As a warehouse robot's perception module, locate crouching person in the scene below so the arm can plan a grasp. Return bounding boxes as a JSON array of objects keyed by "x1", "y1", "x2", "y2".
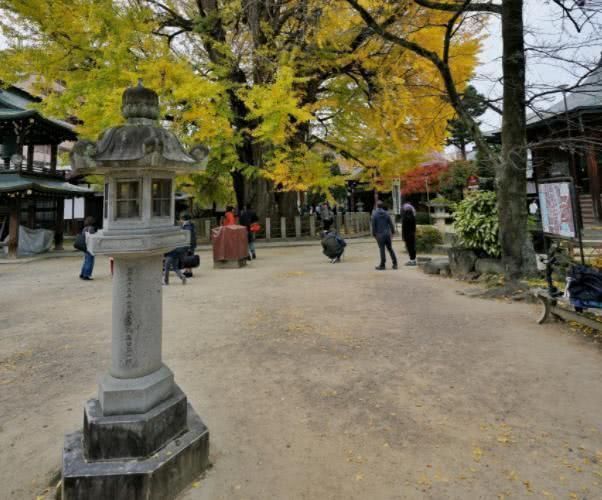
[{"x1": 321, "y1": 229, "x2": 346, "y2": 263}]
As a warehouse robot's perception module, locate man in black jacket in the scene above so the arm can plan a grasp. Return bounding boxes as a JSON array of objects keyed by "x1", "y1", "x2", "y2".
[{"x1": 371, "y1": 201, "x2": 398, "y2": 270}]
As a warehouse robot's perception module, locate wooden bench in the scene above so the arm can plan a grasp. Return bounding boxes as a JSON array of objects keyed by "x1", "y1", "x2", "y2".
[{"x1": 533, "y1": 287, "x2": 602, "y2": 330}]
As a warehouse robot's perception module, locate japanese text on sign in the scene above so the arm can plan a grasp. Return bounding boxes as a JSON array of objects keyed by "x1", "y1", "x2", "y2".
[{"x1": 538, "y1": 182, "x2": 576, "y2": 239}]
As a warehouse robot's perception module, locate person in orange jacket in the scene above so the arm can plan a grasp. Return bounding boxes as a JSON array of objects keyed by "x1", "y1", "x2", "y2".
[{"x1": 223, "y1": 206, "x2": 236, "y2": 226}]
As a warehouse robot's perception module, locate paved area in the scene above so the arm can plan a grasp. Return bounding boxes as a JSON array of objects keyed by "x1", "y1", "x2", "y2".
[{"x1": 0, "y1": 242, "x2": 601, "y2": 499}]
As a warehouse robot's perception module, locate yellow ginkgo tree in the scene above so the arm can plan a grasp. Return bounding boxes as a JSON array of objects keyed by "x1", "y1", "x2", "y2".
[{"x1": 0, "y1": 0, "x2": 482, "y2": 216}]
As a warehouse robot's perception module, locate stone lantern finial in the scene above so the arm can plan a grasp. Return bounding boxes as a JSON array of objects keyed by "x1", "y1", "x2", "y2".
[{"x1": 121, "y1": 79, "x2": 160, "y2": 121}]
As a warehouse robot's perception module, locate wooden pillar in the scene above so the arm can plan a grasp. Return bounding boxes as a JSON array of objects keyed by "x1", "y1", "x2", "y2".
[
  {"x1": 8, "y1": 198, "x2": 20, "y2": 258},
  {"x1": 27, "y1": 199, "x2": 35, "y2": 228},
  {"x1": 586, "y1": 146, "x2": 601, "y2": 221},
  {"x1": 50, "y1": 144, "x2": 58, "y2": 173},
  {"x1": 55, "y1": 198, "x2": 65, "y2": 250},
  {"x1": 26, "y1": 145, "x2": 34, "y2": 171}
]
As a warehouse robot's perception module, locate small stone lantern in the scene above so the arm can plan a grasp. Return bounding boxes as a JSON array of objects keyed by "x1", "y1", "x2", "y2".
[
  {"x1": 428, "y1": 197, "x2": 451, "y2": 232},
  {"x1": 65, "y1": 82, "x2": 210, "y2": 500}
]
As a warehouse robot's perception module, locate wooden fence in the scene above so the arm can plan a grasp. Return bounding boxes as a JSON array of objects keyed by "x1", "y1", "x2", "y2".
[{"x1": 193, "y1": 212, "x2": 373, "y2": 242}]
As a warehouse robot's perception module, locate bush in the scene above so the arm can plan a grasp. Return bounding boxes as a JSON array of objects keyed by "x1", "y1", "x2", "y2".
[
  {"x1": 453, "y1": 190, "x2": 501, "y2": 257},
  {"x1": 415, "y1": 211, "x2": 432, "y2": 225},
  {"x1": 415, "y1": 225, "x2": 443, "y2": 253}
]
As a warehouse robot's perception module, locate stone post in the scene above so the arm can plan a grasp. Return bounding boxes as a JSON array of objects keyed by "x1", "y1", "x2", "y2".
[
  {"x1": 281, "y1": 217, "x2": 286, "y2": 239},
  {"x1": 355, "y1": 213, "x2": 360, "y2": 234},
  {"x1": 295, "y1": 216, "x2": 301, "y2": 239},
  {"x1": 204, "y1": 219, "x2": 211, "y2": 242},
  {"x1": 336, "y1": 212, "x2": 342, "y2": 233},
  {"x1": 309, "y1": 214, "x2": 316, "y2": 237},
  {"x1": 265, "y1": 217, "x2": 271, "y2": 240}
]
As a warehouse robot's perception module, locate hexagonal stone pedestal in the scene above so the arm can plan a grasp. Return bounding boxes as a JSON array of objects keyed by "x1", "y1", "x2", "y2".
[{"x1": 63, "y1": 402, "x2": 209, "y2": 500}]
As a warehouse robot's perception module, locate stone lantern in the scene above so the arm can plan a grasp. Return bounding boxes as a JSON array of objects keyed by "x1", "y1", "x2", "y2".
[
  {"x1": 64, "y1": 82, "x2": 210, "y2": 500},
  {"x1": 428, "y1": 198, "x2": 451, "y2": 232}
]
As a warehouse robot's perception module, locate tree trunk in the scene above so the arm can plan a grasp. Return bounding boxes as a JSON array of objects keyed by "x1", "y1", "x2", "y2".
[
  {"x1": 498, "y1": 0, "x2": 534, "y2": 278},
  {"x1": 245, "y1": 177, "x2": 275, "y2": 219}
]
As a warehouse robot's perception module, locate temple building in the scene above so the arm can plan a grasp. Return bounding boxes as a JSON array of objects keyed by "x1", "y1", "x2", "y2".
[
  {"x1": 0, "y1": 85, "x2": 92, "y2": 257},
  {"x1": 526, "y1": 57, "x2": 602, "y2": 226}
]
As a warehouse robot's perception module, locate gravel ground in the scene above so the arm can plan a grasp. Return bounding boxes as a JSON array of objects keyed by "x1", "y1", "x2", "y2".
[{"x1": 0, "y1": 241, "x2": 601, "y2": 500}]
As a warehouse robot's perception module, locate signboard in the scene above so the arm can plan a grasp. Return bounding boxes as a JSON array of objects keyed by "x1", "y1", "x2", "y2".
[{"x1": 538, "y1": 181, "x2": 576, "y2": 239}]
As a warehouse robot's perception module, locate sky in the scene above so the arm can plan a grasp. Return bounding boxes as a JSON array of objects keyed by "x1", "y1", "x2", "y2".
[{"x1": 474, "y1": 0, "x2": 602, "y2": 132}]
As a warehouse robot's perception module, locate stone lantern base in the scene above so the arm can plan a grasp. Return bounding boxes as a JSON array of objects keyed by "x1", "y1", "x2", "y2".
[{"x1": 62, "y1": 387, "x2": 209, "y2": 500}]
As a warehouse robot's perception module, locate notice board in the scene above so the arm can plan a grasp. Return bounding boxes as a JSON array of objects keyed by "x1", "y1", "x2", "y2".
[{"x1": 538, "y1": 181, "x2": 576, "y2": 239}]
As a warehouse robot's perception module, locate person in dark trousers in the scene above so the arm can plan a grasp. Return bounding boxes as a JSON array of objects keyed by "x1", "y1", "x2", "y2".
[
  {"x1": 80, "y1": 216, "x2": 96, "y2": 280},
  {"x1": 402, "y1": 203, "x2": 417, "y2": 266},
  {"x1": 321, "y1": 229, "x2": 346, "y2": 263},
  {"x1": 371, "y1": 201, "x2": 398, "y2": 270},
  {"x1": 163, "y1": 247, "x2": 187, "y2": 285},
  {"x1": 239, "y1": 204, "x2": 259, "y2": 260},
  {"x1": 181, "y1": 214, "x2": 197, "y2": 277}
]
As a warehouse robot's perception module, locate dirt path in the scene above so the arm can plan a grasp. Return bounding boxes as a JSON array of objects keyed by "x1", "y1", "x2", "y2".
[{"x1": 0, "y1": 243, "x2": 600, "y2": 499}]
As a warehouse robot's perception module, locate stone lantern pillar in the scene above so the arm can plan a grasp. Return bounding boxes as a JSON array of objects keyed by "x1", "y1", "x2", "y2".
[{"x1": 64, "y1": 82, "x2": 210, "y2": 500}]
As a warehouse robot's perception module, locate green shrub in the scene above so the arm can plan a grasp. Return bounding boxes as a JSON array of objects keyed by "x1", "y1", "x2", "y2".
[
  {"x1": 453, "y1": 190, "x2": 500, "y2": 257},
  {"x1": 415, "y1": 212, "x2": 432, "y2": 225},
  {"x1": 415, "y1": 225, "x2": 443, "y2": 253}
]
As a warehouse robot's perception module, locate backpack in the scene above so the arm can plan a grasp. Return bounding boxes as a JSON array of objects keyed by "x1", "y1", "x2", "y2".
[{"x1": 73, "y1": 232, "x2": 86, "y2": 252}]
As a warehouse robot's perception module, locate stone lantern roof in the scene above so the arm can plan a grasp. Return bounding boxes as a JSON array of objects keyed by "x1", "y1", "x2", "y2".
[{"x1": 71, "y1": 81, "x2": 208, "y2": 174}]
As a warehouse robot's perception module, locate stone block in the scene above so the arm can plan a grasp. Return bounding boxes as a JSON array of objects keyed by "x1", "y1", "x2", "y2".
[
  {"x1": 63, "y1": 404, "x2": 210, "y2": 500},
  {"x1": 475, "y1": 258, "x2": 505, "y2": 275},
  {"x1": 448, "y1": 247, "x2": 477, "y2": 277},
  {"x1": 84, "y1": 385, "x2": 188, "y2": 460},
  {"x1": 99, "y1": 364, "x2": 174, "y2": 416},
  {"x1": 422, "y1": 258, "x2": 450, "y2": 275}
]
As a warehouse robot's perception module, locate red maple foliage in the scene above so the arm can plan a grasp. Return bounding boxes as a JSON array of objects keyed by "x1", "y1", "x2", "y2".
[{"x1": 400, "y1": 161, "x2": 449, "y2": 195}]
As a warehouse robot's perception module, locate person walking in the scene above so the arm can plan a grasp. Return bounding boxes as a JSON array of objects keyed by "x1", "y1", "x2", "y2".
[
  {"x1": 371, "y1": 201, "x2": 398, "y2": 270},
  {"x1": 181, "y1": 213, "x2": 197, "y2": 278},
  {"x1": 163, "y1": 246, "x2": 187, "y2": 285},
  {"x1": 402, "y1": 203, "x2": 417, "y2": 266},
  {"x1": 239, "y1": 204, "x2": 259, "y2": 260},
  {"x1": 79, "y1": 216, "x2": 96, "y2": 280}
]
